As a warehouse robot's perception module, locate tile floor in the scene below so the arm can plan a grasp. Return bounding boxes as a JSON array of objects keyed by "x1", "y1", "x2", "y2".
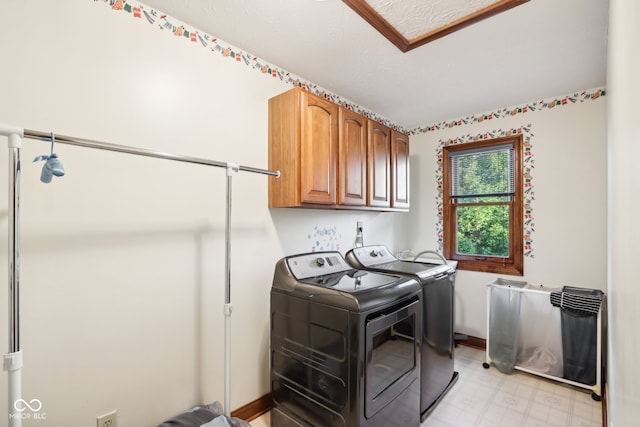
[{"x1": 249, "y1": 345, "x2": 602, "y2": 427}]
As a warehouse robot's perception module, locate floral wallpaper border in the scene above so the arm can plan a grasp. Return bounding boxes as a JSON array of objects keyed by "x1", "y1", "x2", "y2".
[
  {"x1": 96, "y1": 1, "x2": 605, "y2": 138},
  {"x1": 414, "y1": 88, "x2": 605, "y2": 135},
  {"x1": 436, "y1": 125, "x2": 535, "y2": 258},
  {"x1": 95, "y1": 0, "x2": 404, "y2": 132}
]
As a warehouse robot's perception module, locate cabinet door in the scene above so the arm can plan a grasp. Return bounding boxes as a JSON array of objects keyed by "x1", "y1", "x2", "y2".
[
  {"x1": 391, "y1": 130, "x2": 410, "y2": 209},
  {"x1": 338, "y1": 108, "x2": 367, "y2": 206},
  {"x1": 300, "y1": 92, "x2": 338, "y2": 204},
  {"x1": 367, "y1": 120, "x2": 391, "y2": 208}
]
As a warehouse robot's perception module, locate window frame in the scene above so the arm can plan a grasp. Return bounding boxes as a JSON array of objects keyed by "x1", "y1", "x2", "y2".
[{"x1": 442, "y1": 135, "x2": 524, "y2": 276}]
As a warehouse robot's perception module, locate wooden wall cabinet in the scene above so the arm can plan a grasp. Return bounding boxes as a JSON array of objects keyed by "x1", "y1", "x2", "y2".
[
  {"x1": 367, "y1": 120, "x2": 392, "y2": 208},
  {"x1": 391, "y1": 130, "x2": 410, "y2": 209},
  {"x1": 268, "y1": 88, "x2": 409, "y2": 212},
  {"x1": 338, "y1": 108, "x2": 367, "y2": 206},
  {"x1": 268, "y1": 88, "x2": 338, "y2": 207}
]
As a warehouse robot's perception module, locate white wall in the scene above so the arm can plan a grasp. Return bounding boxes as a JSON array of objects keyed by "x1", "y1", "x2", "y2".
[
  {"x1": 408, "y1": 93, "x2": 607, "y2": 338},
  {"x1": 0, "y1": 1, "x2": 408, "y2": 426},
  {"x1": 607, "y1": 0, "x2": 640, "y2": 425}
]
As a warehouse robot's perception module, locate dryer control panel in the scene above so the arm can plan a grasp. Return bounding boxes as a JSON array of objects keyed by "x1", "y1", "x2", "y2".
[{"x1": 286, "y1": 251, "x2": 351, "y2": 280}]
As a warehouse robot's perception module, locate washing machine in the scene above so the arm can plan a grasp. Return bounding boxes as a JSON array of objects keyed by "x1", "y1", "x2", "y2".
[
  {"x1": 270, "y1": 251, "x2": 422, "y2": 427},
  {"x1": 345, "y1": 245, "x2": 458, "y2": 421}
]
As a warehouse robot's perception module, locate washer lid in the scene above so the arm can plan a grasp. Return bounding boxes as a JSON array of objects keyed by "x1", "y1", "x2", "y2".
[
  {"x1": 298, "y1": 269, "x2": 399, "y2": 293},
  {"x1": 346, "y1": 245, "x2": 453, "y2": 282},
  {"x1": 374, "y1": 260, "x2": 452, "y2": 281}
]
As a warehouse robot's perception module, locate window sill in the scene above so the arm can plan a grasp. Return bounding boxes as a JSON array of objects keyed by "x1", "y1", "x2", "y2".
[{"x1": 454, "y1": 259, "x2": 523, "y2": 276}]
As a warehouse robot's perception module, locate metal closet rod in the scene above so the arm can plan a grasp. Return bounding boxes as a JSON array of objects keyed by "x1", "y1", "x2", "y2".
[
  {"x1": 24, "y1": 128, "x2": 280, "y2": 177},
  {"x1": 2, "y1": 125, "x2": 277, "y2": 424}
]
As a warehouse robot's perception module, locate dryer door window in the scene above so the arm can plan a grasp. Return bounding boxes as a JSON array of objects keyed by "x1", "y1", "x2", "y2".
[{"x1": 365, "y1": 297, "x2": 420, "y2": 418}]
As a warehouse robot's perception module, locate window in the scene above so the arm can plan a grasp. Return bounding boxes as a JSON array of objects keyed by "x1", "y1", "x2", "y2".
[{"x1": 443, "y1": 136, "x2": 523, "y2": 275}]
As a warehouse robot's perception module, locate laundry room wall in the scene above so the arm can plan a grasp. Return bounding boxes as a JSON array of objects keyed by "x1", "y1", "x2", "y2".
[
  {"x1": 607, "y1": 0, "x2": 640, "y2": 424},
  {"x1": 408, "y1": 91, "x2": 607, "y2": 339},
  {"x1": 0, "y1": 1, "x2": 408, "y2": 426}
]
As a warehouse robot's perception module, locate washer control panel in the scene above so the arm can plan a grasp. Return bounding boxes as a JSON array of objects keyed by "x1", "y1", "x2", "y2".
[
  {"x1": 348, "y1": 245, "x2": 397, "y2": 266},
  {"x1": 286, "y1": 251, "x2": 351, "y2": 280}
]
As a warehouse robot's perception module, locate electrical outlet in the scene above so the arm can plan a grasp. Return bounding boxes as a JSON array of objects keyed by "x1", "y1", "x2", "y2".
[
  {"x1": 97, "y1": 410, "x2": 117, "y2": 427},
  {"x1": 355, "y1": 221, "x2": 364, "y2": 247}
]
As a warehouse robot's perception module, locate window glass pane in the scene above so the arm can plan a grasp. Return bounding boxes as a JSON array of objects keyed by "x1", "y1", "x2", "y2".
[
  {"x1": 457, "y1": 195, "x2": 511, "y2": 204},
  {"x1": 456, "y1": 205, "x2": 510, "y2": 256},
  {"x1": 452, "y1": 147, "x2": 513, "y2": 197}
]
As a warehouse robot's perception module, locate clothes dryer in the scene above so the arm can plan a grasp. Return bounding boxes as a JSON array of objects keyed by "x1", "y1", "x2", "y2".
[
  {"x1": 271, "y1": 251, "x2": 422, "y2": 427},
  {"x1": 345, "y1": 245, "x2": 458, "y2": 420}
]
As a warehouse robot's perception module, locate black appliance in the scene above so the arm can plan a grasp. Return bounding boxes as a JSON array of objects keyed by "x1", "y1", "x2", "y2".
[
  {"x1": 270, "y1": 251, "x2": 422, "y2": 427},
  {"x1": 345, "y1": 245, "x2": 458, "y2": 421}
]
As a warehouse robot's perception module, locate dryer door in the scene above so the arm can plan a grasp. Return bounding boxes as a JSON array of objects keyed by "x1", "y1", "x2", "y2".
[{"x1": 365, "y1": 297, "x2": 420, "y2": 418}]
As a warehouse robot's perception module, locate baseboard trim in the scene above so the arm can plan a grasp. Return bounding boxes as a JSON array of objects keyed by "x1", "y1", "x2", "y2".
[
  {"x1": 231, "y1": 393, "x2": 272, "y2": 422},
  {"x1": 456, "y1": 333, "x2": 486, "y2": 350}
]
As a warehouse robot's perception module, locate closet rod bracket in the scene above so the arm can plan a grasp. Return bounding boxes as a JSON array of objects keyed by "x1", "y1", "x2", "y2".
[
  {"x1": 0, "y1": 124, "x2": 24, "y2": 140},
  {"x1": 226, "y1": 162, "x2": 240, "y2": 176}
]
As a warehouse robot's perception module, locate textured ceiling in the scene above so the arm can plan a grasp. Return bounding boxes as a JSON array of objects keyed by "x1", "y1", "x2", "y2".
[
  {"x1": 140, "y1": 0, "x2": 609, "y2": 129},
  {"x1": 366, "y1": 0, "x2": 502, "y2": 39}
]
